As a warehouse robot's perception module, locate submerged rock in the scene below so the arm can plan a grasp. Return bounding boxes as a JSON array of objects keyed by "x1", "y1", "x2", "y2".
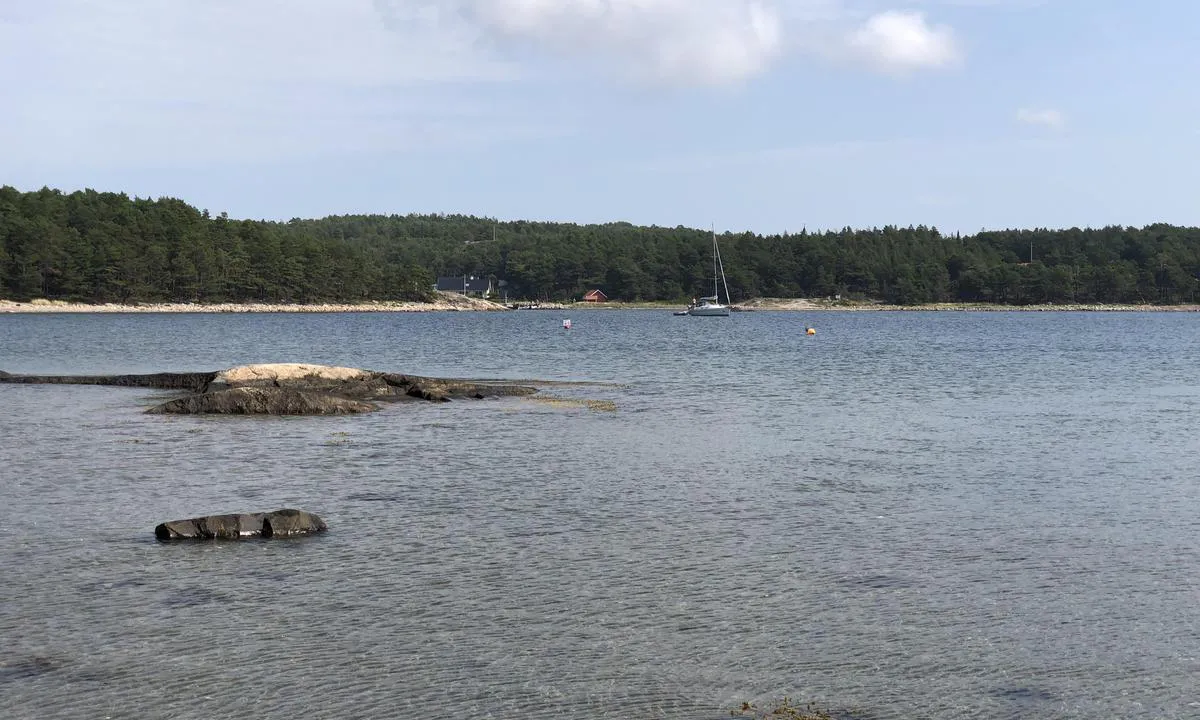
[
  {"x1": 154, "y1": 508, "x2": 327, "y2": 541},
  {"x1": 0, "y1": 655, "x2": 63, "y2": 680},
  {"x1": 0, "y1": 370, "x2": 216, "y2": 391},
  {"x1": 380, "y1": 374, "x2": 539, "y2": 401}
]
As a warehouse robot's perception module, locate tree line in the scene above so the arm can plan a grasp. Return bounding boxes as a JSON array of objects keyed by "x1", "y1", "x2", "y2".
[{"x1": 3, "y1": 185, "x2": 1199, "y2": 305}]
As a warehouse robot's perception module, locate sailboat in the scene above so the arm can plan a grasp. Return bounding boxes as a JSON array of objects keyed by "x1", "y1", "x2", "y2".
[{"x1": 686, "y1": 227, "x2": 731, "y2": 317}]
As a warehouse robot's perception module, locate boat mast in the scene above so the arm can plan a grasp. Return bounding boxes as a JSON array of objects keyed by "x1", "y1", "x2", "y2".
[
  {"x1": 711, "y1": 225, "x2": 730, "y2": 305},
  {"x1": 716, "y1": 236, "x2": 731, "y2": 305},
  {"x1": 711, "y1": 226, "x2": 719, "y2": 299}
]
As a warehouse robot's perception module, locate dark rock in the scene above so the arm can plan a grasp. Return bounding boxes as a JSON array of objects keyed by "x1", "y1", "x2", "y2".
[
  {"x1": 155, "y1": 512, "x2": 265, "y2": 540},
  {"x1": 146, "y1": 387, "x2": 379, "y2": 415},
  {"x1": 4, "y1": 364, "x2": 539, "y2": 416},
  {"x1": 380, "y1": 373, "x2": 537, "y2": 401},
  {"x1": 405, "y1": 383, "x2": 450, "y2": 402},
  {"x1": 0, "y1": 371, "x2": 217, "y2": 391},
  {"x1": 207, "y1": 371, "x2": 398, "y2": 400},
  {"x1": 154, "y1": 508, "x2": 327, "y2": 542},
  {"x1": 262, "y1": 508, "x2": 328, "y2": 538},
  {"x1": 443, "y1": 381, "x2": 538, "y2": 398}
]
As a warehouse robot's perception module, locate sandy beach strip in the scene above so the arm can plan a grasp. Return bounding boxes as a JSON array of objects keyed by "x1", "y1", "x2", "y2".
[
  {"x1": 791, "y1": 301, "x2": 1200, "y2": 312},
  {"x1": 3, "y1": 297, "x2": 1197, "y2": 313},
  {"x1": 0, "y1": 295, "x2": 512, "y2": 313},
  {"x1": 738, "y1": 298, "x2": 1200, "y2": 312},
  {"x1": 574, "y1": 298, "x2": 1200, "y2": 312}
]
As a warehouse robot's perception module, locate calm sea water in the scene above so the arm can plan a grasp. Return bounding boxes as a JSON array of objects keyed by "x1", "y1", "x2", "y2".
[{"x1": 1, "y1": 310, "x2": 1198, "y2": 720}]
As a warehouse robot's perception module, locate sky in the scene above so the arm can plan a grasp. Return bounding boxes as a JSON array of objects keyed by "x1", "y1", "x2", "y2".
[{"x1": 1, "y1": 0, "x2": 1197, "y2": 235}]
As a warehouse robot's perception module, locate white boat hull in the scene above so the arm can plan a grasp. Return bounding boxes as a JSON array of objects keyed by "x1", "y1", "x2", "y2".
[{"x1": 686, "y1": 304, "x2": 729, "y2": 317}]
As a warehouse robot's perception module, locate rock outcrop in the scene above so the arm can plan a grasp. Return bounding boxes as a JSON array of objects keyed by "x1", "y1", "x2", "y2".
[
  {"x1": 154, "y1": 508, "x2": 327, "y2": 541},
  {"x1": 147, "y1": 387, "x2": 380, "y2": 415},
  {"x1": 209, "y1": 363, "x2": 370, "y2": 389},
  {"x1": 0, "y1": 363, "x2": 539, "y2": 415},
  {"x1": 0, "y1": 370, "x2": 216, "y2": 391}
]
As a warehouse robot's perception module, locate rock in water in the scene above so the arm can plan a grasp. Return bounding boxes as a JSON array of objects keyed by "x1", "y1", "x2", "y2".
[
  {"x1": 0, "y1": 370, "x2": 217, "y2": 391},
  {"x1": 208, "y1": 363, "x2": 371, "y2": 390},
  {"x1": 262, "y1": 509, "x2": 328, "y2": 538},
  {"x1": 4, "y1": 363, "x2": 540, "y2": 415},
  {"x1": 155, "y1": 509, "x2": 327, "y2": 542},
  {"x1": 154, "y1": 513, "x2": 264, "y2": 541},
  {"x1": 146, "y1": 387, "x2": 379, "y2": 415}
]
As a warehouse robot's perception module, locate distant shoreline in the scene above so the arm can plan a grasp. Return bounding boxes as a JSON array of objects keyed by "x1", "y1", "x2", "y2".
[
  {"x1": 574, "y1": 299, "x2": 1200, "y2": 312},
  {"x1": 3, "y1": 298, "x2": 1198, "y2": 314},
  {"x1": 0, "y1": 296, "x2": 514, "y2": 314},
  {"x1": 752, "y1": 301, "x2": 1200, "y2": 312}
]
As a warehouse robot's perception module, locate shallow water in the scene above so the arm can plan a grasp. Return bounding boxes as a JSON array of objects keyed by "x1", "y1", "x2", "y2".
[{"x1": 1, "y1": 310, "x2": 1198, "y2": 719}]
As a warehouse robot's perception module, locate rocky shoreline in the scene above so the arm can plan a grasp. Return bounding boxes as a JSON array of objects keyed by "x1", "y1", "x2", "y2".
[
  {"x1": 4, "y1": 296, "x2": 1198, "y2": 313},
  {"x1": 0, "y1": 292, "x2": 510, "y2": 313},
  {"x1": 741, "y1": 299, "x2": 1200, "y2": 312}
]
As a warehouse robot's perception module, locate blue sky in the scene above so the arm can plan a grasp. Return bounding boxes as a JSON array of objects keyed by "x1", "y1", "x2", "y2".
[{"x1": 1, "y1": 0, "x2": 1196, "y2": 235}]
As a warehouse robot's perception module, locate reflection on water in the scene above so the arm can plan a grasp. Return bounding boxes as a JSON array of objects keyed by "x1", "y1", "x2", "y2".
[{"x1": 1, "y1": 311, "x2": 1199, "y2": 719}]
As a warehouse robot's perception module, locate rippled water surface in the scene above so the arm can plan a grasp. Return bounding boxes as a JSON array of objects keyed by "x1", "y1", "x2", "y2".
[{"x1": 2, "y1": 310, "x2": 1199, "y2": 719}]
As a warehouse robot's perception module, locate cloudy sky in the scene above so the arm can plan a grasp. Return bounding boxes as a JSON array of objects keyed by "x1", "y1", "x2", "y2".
[{"x1": 1, "y1": 0, "x2": 1196, "y2": 234}]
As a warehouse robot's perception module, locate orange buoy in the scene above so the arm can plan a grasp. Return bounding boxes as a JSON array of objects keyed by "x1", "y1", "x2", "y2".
[{"x1": 806, "y1": 327, "x2": 816, "y2": 335}]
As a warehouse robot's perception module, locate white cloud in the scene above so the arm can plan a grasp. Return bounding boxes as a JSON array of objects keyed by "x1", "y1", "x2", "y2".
[
  {"x1": 1016, "y1": 107, "x2": 1066, "y2": 129},
  {"x1": 379, "y1": 0, "x2": 784, "y2": 86},
  {"x1": 844, "y1": 10, "x2": 960, "y2": 73},
  {"x1": 0, "y1": 0, "x2": 974, "y2": 175},
  {"x1": 0, "y1": 0, "x2": 525, "y2": 169},
  {"x1": 380, "y1": 2, "x2": 975, "y2": 84}
]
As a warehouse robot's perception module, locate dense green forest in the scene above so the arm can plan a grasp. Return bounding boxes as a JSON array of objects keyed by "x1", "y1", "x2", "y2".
[{"x1": 2, "y1": 185, "x2": 1199, "y2": 305}]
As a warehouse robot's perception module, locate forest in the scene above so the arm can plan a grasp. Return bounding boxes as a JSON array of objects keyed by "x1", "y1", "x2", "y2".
[{"x1": 2, "y1": 185, "x2": 1199, "y2": 305}]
